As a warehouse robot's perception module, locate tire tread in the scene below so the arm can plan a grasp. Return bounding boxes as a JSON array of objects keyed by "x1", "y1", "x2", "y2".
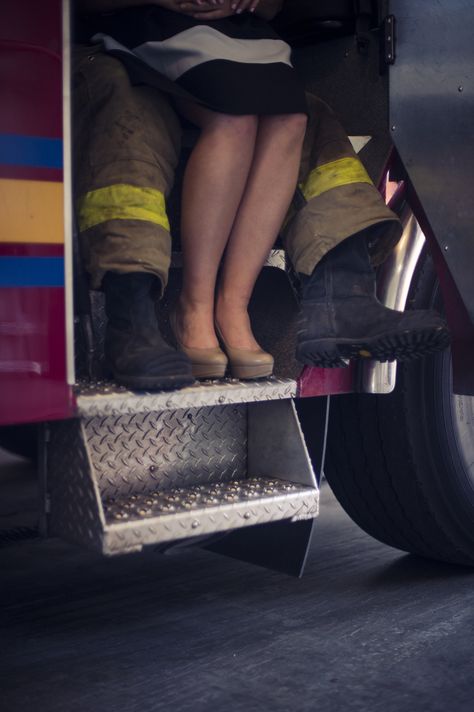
[{"x1": 324, "y1": 252, "x2": 474, "y2": 565}]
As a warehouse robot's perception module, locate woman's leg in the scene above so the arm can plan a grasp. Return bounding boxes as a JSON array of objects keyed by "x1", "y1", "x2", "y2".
[
  {"x1": 176, "y1": 101, "x2": 258, "y2": 348},
  {"x1": 215, "y1": 113, "x2": 307, "y2": 350}
]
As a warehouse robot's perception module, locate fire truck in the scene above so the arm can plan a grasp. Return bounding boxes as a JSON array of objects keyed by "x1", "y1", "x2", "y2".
[{"x1": 1, "y1": 0, "x2": 473, "y2": 574}]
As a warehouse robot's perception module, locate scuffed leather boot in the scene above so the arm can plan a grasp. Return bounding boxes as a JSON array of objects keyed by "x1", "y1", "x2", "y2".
[
  {"x1": 297, "y1": 232, "x2": 450, "y2": 368},
  {"x1": 103, "y1": 272, "x2": 194, "y2": 389}
]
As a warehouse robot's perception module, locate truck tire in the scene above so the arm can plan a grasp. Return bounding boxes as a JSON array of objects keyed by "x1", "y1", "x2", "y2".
[{"x1": 324, "y1": 249, "x2": 474, "y2": 565}]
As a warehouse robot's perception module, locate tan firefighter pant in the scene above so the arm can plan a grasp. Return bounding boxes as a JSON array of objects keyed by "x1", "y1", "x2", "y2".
[{"x1": 73, "y1": 44, "x2": 401, "y2": 290}]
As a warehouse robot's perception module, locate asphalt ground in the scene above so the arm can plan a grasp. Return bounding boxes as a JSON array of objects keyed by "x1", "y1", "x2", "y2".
[{"x1": 0, "y1": 449, "x2": 473, "y2": 712}]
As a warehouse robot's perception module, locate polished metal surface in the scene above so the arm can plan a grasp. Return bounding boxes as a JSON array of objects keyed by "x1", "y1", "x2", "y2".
[
  {"x1": 361, "y1": 201, "x2": 426, "y2": 394},
  {"x1": 390, "y1": 0, "x2": 474, "y2": 324},
  {"x1": 102, "y1": 478, "x2": 318, "y2": 555},
  {"x1": 84, "y1": 405, "x2": 248, "y2": 500},
  {"x1": 103, "y1": 477, "x2": 314, "y2": 522},
  {"x1": 48, "y1": 419, "x2": 106, "y2": 549},
  {"x1": 48, "y1": 395, "x2": 319, "y2": 556},
  {"x1": 248, "y1": 399, "x2": 317, "y2": 488},
  {"x1": 76, "y1": 377, "x2": 298, "y2": 417}
]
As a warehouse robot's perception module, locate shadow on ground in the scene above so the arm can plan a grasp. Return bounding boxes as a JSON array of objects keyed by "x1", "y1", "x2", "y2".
[{"x1": 0, "y1": 452, "x2": 473, "y2": 712}]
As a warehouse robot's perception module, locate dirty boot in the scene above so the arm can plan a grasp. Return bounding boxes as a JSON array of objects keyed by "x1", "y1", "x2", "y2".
[
  {"x1": 103, "y1": 272, "x2": 194, "y2": 389},
  {"x1": 296, "y1": 231, "x2": 450, "y2": 368}
]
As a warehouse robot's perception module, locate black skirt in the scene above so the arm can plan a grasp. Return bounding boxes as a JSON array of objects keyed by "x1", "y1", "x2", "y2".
[{"x1": 88, "y1": 7, "x2": 308, "y2": 115}]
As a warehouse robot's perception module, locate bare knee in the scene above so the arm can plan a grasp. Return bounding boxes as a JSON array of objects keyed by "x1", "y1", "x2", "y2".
[
  {"x1": 205, "y1": 113, "x2": 259, "y2": 143},
  {"x1": 287, "y1": 112, "x2": 309, "y2": 137},
  {"x1": 263, "y1": 113, "x2": 308, "y2": 143}
]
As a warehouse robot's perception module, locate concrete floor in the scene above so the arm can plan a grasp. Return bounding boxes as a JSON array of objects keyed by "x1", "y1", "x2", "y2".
[{"x1": 0, "y1": 449, "x2": 473, "y2": 712}]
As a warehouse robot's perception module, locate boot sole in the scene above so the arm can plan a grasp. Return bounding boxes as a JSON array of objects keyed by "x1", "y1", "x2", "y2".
[
  {"x1": 113, "y1": 372, "x2": 195, "y2": 391},
  {"x1": 297, "y1": 325, "x2": 451, "y2": 368}
]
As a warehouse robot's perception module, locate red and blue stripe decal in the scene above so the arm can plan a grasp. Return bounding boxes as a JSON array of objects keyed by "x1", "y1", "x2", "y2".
[
  {"x1": 0, "y1": 133, "x2": 63, "y2": 169},
  {"x1": 0, "y1": 131, "x2": 65, "y2": 287},
  {"x1": 0, "y1": 0, "x2": 75, "y2": 426},
  {"x1": 0, "y1": 256, "x2": 64, "y2": 287}
]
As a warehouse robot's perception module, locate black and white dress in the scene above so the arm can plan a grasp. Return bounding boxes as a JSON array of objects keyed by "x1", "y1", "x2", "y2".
[{"x1": 88, "y1": 6, "x2": 307, "y2": 115}]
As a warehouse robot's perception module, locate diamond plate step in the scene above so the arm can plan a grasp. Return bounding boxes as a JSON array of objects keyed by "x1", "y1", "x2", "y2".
[
  {"x1": 102, "y1": 477, "x2": 318, "y2": 555},
  {"x1": 75, "y1": 377, "x2": 298, "y2": 417},
  {"x1": 47, "y1": 398, "x2": 319, "y2": 556}
]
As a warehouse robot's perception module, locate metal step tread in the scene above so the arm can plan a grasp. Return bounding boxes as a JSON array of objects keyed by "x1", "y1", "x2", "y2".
[
  {"x1": 75, "y1": 377, "x2": 298, "y2": 417},
  {"x1": 101, "y1": 476, "x2": 319, "y2": 554},
  {"x1": 104, "y1": 477, "x2": 314, "y2": 523}
]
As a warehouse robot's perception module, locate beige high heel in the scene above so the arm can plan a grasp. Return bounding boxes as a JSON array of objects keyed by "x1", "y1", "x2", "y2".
[
  {"x1": 169, "y1": 309, "x2": 228, "y2": 380},
  {"x1": 215, "y1": 324, "x2": 274, "y2": 380}
]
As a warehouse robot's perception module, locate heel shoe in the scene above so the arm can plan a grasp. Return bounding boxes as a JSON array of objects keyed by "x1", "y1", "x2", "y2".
[
  {"x1": 169, "y1": 309, "x2": 228, "y2": 379},
  {"x1": 215, "y1": 324, "x2": 274, "y2": 380}
]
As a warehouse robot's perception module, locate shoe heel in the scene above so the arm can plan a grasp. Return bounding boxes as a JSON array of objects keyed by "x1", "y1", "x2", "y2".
[
  {"x1": 215, "y1": 324, "x2": 274, "y2": 380},
  {"x1": 229, "y1": 363, "x2": 274, "y2": 380},
  {"x1": 170, "y1": 308, "x2": 228, "y2": 380}
]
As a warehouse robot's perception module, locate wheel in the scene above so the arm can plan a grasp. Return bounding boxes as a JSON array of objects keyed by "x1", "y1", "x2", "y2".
[{"x1": 324, "y1": 248, "x2": 474, "y2": 565}]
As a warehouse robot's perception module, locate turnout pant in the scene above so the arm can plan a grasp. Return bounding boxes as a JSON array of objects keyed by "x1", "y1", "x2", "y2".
[{"x1": 73, "y1": 44, "x2": 401, "y2": 291}]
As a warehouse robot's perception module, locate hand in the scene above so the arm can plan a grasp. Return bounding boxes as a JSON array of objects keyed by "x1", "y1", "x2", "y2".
[
  {"x1": 176, "y1": 0, "x2": 261, "y2": 17},
  {"x1": 230, "y1": 0, "x2": 261, "y2": 14},
  {"x1": 177, "y1": 0, "x2": 225, "y2": 7},
  {"x1": 176, "y1": 0, "x2": 235, "y2": 19}
]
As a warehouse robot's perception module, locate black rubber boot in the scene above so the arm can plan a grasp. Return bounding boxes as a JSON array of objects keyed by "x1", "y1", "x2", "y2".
[
  {"x1": 103, "y1": 272, "x2": 194, "y2": 390},
  {"x1": 297, "y1": 232, "x2": 450, "y2": 367}
]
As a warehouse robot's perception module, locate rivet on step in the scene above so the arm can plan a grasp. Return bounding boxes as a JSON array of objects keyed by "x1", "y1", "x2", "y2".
[
  {"x1": 218, "y1": 396, "x2": 225, "y2": 404},
  {"x1": 191, "y1": 520, "x2": 199, "y2": 529},
  {"x1": 244, "y1": 512, "x2": 251, "y2": 520}
]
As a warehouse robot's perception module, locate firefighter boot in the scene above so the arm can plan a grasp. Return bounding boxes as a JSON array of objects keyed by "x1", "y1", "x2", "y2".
[
  {"x1": 296, "y1": 231, "x2": 450, "y2": 367},
  {"x1": 103, "y1": 272, "x2": 194, "y2": 389}
]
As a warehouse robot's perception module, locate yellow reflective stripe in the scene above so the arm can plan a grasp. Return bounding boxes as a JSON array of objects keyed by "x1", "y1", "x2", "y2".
[
  {"x1": 77, "y1": 184, "x2": 170, "y2": 232},
  {"x1": 302, "y1": 157, "x2": 373, "y2": 201}
]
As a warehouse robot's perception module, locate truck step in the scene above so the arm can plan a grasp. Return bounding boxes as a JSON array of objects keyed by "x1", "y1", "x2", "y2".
[
  {"x1": 46, "y1": 397, "x2": 319, "y2": 556},
  {"x1": 75, "y1": 376, "x2": 297, "y2": 416},
  {"x1": 101, "y1": 477, "x2": 318, "y2": 555}
]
